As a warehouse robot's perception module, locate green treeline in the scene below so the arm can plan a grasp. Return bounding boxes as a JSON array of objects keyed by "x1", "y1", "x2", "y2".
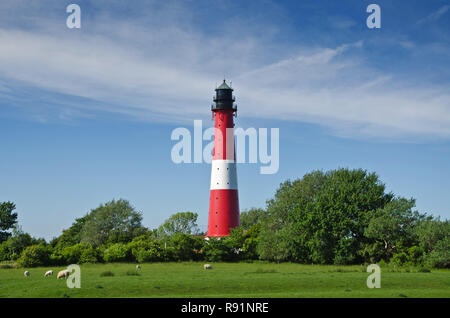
[{"x1": 0, "y1": 168, "x2": 448, "y2": 268}]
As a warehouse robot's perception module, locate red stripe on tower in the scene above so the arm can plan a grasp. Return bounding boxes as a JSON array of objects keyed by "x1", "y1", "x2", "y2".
[{"x1": 207, "y1": 80, "x2": 239, "y2": 237}]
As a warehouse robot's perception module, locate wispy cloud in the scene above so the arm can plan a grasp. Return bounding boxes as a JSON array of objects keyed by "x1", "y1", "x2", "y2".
[
  {"x1": 0, "y1": 1, "x2": 449, "y2": 140},
  {"x1": 417, "y1": 5, "x2": 450, "y2": 24}
]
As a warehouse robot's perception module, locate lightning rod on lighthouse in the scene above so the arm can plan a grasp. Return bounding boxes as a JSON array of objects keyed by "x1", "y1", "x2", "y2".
[{"x1": 206, "y1": 80, "x2": 240, "y2": 237}]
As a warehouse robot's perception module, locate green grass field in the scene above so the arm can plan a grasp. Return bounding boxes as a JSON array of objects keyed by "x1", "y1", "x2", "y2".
[{"x1": 0, "y1": 262, "x2": 449, "y2": 298}]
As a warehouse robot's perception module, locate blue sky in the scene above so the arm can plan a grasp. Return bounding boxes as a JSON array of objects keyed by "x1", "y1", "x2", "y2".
[{"x1": 0, "y1": 0, "x2": 449, "y2": 240}]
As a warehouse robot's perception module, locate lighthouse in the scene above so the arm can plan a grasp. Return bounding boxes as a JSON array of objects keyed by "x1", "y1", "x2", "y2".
[{"x1": 206, "y1": 80, "x2": 239, "y2": 237}]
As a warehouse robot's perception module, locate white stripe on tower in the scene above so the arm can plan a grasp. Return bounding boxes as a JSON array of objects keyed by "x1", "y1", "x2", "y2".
[{"x1": 210, "y1": 159, "x2": 238, "y2": 190}]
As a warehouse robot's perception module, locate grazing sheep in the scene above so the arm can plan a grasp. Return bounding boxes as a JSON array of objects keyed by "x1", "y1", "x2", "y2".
[
  {"x1": 136, "y1": 265, "x2": 141, "y2": 270},
  {"x1": 44, "y1": 270, "x2": 53, "y2": 277},
  {"x1": 24, "y1": 271, "x2": 30, "y2": 277},
  {"x1": 203, "y1": 264, "x2": 212, "y2": 270},
  {"x1": 57, "y1": 269, "x2": 69, "y2": 279}
]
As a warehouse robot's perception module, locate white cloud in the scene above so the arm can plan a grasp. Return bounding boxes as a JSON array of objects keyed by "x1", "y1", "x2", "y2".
[
  {"x1": 0, "y1": 4, "x2": 449, "y2": 140},
  {"x1": 417, "y1": 5, "x2": 450, "y2": 24}
]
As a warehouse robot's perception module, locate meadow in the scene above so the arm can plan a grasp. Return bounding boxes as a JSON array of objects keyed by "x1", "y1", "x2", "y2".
[{"x1": 0, "y1": 262, "x2": 449, "y2": 298}]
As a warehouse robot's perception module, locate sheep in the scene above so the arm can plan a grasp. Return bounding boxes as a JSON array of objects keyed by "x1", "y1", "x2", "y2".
[
  {"x1": 24, "y1": 271, "x2": 30, "y2": 277},
  {"x1": 44, "y1": 270, "x2": 53, "y2": 277},
  {"x1": 203, "y1": 264, "x2": 212, "y2": 270},
  {"x1": 136, "y1": 265, "x2": 141, "y2": 270},
  {"x1": 57, "y1": 269, "x2": 70, "y2": 279}
]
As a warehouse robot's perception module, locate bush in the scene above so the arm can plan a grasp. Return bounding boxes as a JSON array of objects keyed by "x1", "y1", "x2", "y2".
[
  {"x1": 136, "y1": 246, "x2": 163, "y2": 262},
  {"x1": 61, "y1": 243, "x2": 88, "y2": 264},
  {"x1": 390, "y1": 252, "x2": 409, "y2": 267},
  {"x1": 80, "y1": 245, "x2": 101, "y2": 263},
  {"x1": 424, "y1": 237, "x2": 449, "y2": 268},
  {"x1": 17, "y1": 244, "x2": 51, "y2": 267},
  {"x1": 128, "y1": 237, "x2": 165, "y2": 262},
  {"x1": 203, "y1": 237, "x2": 232, "y2": 262},
  {"x1": 103, "y1": 243, "x2": 130, "y2": 262},
  {"x1": 407, "y1": 246, "x2": 424, "y2": 266},
  {"x1": 169, "y1": 233, "x2": 203, "y2": 261},
  {"x1": 378, "y1": 259, "x2": 388, "y2": 267}
]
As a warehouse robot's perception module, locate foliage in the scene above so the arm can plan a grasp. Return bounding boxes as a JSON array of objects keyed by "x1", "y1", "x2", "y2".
[
  {"x1": 80, "y1": 199, "x2": 144, "y2": 246},
  {"x1": 239, "y1": 208, "x2": 267, "y2": 229},
  {"x1": 60, "y1": 243, "x2": 91, "y2": 264},
  {"x1": 169, "y1": 233, "x2": 203, "y2": 261},
  {"x1": 364, "y1": 198, "x2": 426, "y2": 262},
  {"x1": 258, "y1": 169, "x2": 393, "y2": 264},
  {"x1": 17, "y1": 244, "x2": 51, "y2": 267},
  {"x1": 80, "y1": 245, "x2": 101, "y2": 263},
  {"x1": 0, "y1": 226, "x2": 44, "y2": 261},
  {"x1": 0, "y1": 201, "x2": 18, "y2": 243},
  {"x1": 203, "y1": 237, "x2": 233, "y2": 262},
  {"x1": 158, "y1": 212, "x2": 200, "y2": 237},
  {"x1": 53, "y1": 215, "x2": 89, "y2": 249},
  {"x1": 424, "y1": 237, "x2": 450, "y2": 268},
  {"x1": 103, "y1": 243, "x2": 131, "y2": 262}
]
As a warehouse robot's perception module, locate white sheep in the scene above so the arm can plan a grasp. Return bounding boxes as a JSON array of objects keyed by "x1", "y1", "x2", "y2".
[
  {"x1": 203, "y1": 264, "x2": 212, "y2": 270},
  {"x1": 57, "y1": 269, "x2": 69, "y2": 279},
  {"x1": 136, "y1": 265, "x2": 141, "y2": 270},
  {"x1": 44, "y1": 270, "x2": 53, "y2": 277},
  {"x1": 24, "y1": 271, "x2": 30, "y2": 277}
]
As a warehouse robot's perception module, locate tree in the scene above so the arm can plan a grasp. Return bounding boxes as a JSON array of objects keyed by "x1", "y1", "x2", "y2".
[
  {"x1": 240, "y1": 208, "x2": 267, "y2": 229},
  {"x1": 258, "y1": 168, "x2": 394, "y2": 264},
  {"x1": 53, "y1": 215, "x2": 89, "y2": 249},
  {"x1": 158, "y1": 212, "x2": 200, "y2": 237},
  {"x1": 363, "y1": 198, "x2": 425, "y2": 262},
  {"x1": 0, "y1": 201, "x2": 18, "y2": 242},
  {"x1": 80, "y1": 199, "x2": 143, "y2": 246}
]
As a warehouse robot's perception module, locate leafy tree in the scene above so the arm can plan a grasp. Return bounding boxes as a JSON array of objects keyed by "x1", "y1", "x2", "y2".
[
  {"x1": 414, "y1": 218, "x2": 449, "y2": 253},
  {"x1": 158, "y1": 212, "x2": 200, "y2": 237},
  {"x1": 364, "y1": 198, "x2": 425, "y2": 262},
  {"x1": 258, "y1": 169, "x2": 393, "y2": 264},
  {"x1": 0, "y1": 201, "x2": 18, "y2": 242},
  {"x1": 169, "y1": 233, "x2": 203, "y2": 261},
  {"x1": 80, "y1": 199, "x2": 143, "y2": 246},
  {"x1": 425, "y1": 237, "x2": 449, "y2": 268},
  {"x1": 0, "y1": 226, "x2": 43, "y2": 261},
  {"x1": 240, "y1": 208, "x2": 267, "y2": 229},
  {"x1": 53, "y1": 215, "x2": 89, "y2": 249}
]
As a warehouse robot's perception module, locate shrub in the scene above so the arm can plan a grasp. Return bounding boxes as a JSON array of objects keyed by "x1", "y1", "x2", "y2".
[
  {"x1": 169, "y1": 233, "x2": 202, "y2": 261},
  {"x1": 424, "y1": 237, "x2": 449, "y2": 268},
  {"x1": 407, "y1": 246, "x2": 424, "y2": 266},
  {"x1": 17, "y1": 244, "x2": 51, "y2": 267},
  {"x1": 378, "y1": 259, "x2": 388, "y2": 267},
  {"x1": 390, "y1": 252, "x2": 409, "y2": 267},
  {"x1": 203, "y1": 237, "x2": 232, "y2": 262},
  {"x1": 61, "y1": 243, "x2": 88, "y2": 264},
  {"x1": 128, "y1": 237, "x2": 164, "y2": 262},
  {"x1": 103, "y1": 243, "x2": 130, "y2": 262},
  {"x1": 80, "y1": 245, "x2": 101, "y2": 263}
]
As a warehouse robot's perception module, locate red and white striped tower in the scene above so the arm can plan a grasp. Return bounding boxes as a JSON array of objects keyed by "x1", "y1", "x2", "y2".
[{"x1": 207, "y1": 80, "x2": 239, "y2": 237}]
